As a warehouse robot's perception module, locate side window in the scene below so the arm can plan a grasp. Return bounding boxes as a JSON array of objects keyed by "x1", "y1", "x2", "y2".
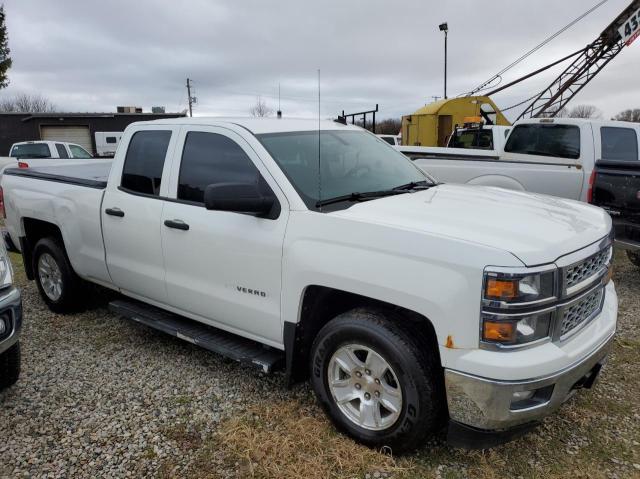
[
  {"x1": 55, "y1": 144, "x2": 69, "y2": 158},
  {"x1": 505, "y1": 124, "x2": 580, "y2": 160},
  {"x1": 178, "y1": 132, "x2": 259, "y2": 204},
  {"x1": 121, "y1": 130, "x2": 172, "y2": 196},
  {"x1": 601, "y1": 127, "x2": 638, "y2": 162},
  {"x1": 69, "y1": 145, "x2": 92, "y2": 159}
]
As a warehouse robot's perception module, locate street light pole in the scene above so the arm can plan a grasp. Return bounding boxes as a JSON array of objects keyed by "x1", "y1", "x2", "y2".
[{"x1": 439, "y1": 23, "x2": 449, "y2": 99}]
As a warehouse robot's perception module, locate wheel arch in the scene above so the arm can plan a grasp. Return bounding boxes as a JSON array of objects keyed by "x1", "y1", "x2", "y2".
[
  {"x1": 284, "y1": 285, "x2": 441, "y2": 385},
  {"x1": 20, "y1": 217, "x2": 65, "y2": 280}
]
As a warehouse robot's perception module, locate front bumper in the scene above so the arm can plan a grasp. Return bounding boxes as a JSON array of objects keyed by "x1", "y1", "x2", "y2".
[
  {"x1": 0, "y1": 287, "x2": 22, "y2": 355},
  {"x1": 445, "y1": 330, "x2": 613, "y2": 446}
]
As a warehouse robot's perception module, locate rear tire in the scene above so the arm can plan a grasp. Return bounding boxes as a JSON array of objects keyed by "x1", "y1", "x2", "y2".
[
  {"x1": 627, "y1": 251, "x2": 640, "y2": 268},
  {"x1": 0, "y1": 342, "x2": 20, "y2": 390},
  {"x1": 32, "y1": 237, "x2": 85, "y2": 313},
  {"x1": 310, "y1": 308, "x2": 445, "y2": 453}
]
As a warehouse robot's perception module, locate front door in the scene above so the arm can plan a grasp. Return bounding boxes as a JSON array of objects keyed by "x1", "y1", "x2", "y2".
[
  {"x1": 102, "y1": 127, "x2": 179, "y2": 303},
  {"x1": 161, "y1": 126, "x2": 288, "y2": 345}
]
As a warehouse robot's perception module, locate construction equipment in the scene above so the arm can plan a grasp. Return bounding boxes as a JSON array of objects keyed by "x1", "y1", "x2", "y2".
[
  {"x1": 401, "y1": 96, "x2": 510, "y2": 147},
  {"x1": 401, "y1": 0, "x2": 640, "y2": 146},
  {"x1": 514, "y1": 0, "x2": 640, "y2": 119}
]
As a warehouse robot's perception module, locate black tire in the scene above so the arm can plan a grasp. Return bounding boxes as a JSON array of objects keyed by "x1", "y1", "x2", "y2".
[
  {"x1": 627, "y1": 251, "x2": 640, "y2": 268},
  {"x1": 0, "y1": 342, "x2": 21, "y2": 390},
  {"x1": 32, "y1": 237, "x2": 85, "y2": 313},
  {"x1": 310, "y1": 308, "x2": 445, "y2": 453}
]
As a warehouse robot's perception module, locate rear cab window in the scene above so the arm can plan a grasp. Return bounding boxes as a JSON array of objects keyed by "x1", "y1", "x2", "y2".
[
  {"x1": 505, "y1": 124, "x2": 581, "y2": 160},
  {"x1": 121, "y1": 130, "x2": 173, "y2": 196},
  {"x1": 600, "y1": 127, "x2": 638, "y2": 162},
  {"x1": 10, "y1": 143, "x2": 52, "y2": 159},
  {"x1": 55, "y1": 144, "x2": 70, "y2": 159}
]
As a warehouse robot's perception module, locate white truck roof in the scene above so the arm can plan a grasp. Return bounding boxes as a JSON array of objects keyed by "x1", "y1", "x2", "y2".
[{"x1": 133, "y1": 117, "x2": 363, "y2": 135}]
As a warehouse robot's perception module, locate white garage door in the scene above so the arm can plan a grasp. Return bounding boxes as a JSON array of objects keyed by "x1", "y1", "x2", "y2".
[{"x1": 41, "y1": 126, "x2": 93, "y2": 154}]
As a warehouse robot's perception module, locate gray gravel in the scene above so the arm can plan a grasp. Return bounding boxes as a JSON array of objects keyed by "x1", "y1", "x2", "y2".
[
  {"x1": 0, "y1": 256, "x2": 308, "y2": 478},
  {"x1": 1, "y1": 251, "x2": 639, "y2": 478}
]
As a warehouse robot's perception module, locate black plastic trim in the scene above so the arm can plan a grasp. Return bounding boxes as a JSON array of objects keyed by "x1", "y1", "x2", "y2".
[
  {"x1": 447, "y1": 419, "x2": 538, "y2": 450},
  {"x1": 4, "y1": 167, "x2": 107, "y2": 189}
]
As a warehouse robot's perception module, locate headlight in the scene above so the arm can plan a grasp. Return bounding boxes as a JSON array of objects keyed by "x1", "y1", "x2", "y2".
[
  {"x1": 484, "y1": 270, "x2": 555, "y2": 305},
  {"x1": 482, "y1": 311, "x2": 553, "y2": 346},
  {"x1": 481, "y1": 268, "x2": 557, "y2": 348}
]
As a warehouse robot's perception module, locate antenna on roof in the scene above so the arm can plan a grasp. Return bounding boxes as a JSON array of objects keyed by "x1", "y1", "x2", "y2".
[
  {"x1": 277, "y1": 83, "x2": 282, "y2": 119},
  {"x1": 317, "y1": 69, "x2": 322, "y2": 208}
]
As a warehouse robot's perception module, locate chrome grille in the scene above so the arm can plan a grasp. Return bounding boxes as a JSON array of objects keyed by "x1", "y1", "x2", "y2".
[
  {"x1": 560, "y1": 287, "x2": 604, "y2": 337},
  {"x1": 564, "y1": 247, "x2": 611, "y2": 291}
]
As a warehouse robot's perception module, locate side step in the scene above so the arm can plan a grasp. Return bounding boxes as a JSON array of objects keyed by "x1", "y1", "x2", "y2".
[{"x1": 108, "y1": 299, "x2": 284, "y2": 373}]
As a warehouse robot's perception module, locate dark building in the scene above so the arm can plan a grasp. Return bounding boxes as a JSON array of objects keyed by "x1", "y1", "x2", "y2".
[{"x1": 0, "y1": 111, "x2": 186, "y2": 156}]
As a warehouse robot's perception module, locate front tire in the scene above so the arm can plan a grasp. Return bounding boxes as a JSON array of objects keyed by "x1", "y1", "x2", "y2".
[
  {"x1": 310, "y1": 308, "x2": 445, "y2": 453},
  {"x1": 0, "y1": 342, "x2": 21, "y2": 390},
  {"x1": 32, "y1": 237, "x2": 85, "y2": 313}
]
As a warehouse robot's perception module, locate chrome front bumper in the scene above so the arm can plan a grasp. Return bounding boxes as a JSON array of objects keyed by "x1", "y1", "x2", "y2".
[
  {"x1": 0, "y1": 287, "x2": 22, "y2": 355},
  {"x1": 444, "y1": 332, "x2": 614, "y2": 432}
]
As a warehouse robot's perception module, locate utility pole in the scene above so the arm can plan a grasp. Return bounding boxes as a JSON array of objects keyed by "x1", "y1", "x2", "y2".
[
  {"x1": 186, "y1": 78, "x2": 196, "y2": 117},
  {"x1": 439, "y1": 23, "x2": 449, "y2": 99}
]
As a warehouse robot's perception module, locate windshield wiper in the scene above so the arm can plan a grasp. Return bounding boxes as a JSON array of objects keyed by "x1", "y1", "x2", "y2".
[
  {"x1": 392, "y1": 180, "x2": 433, "y2": 191},
  {"x1": 316, "y1": 190, "x2": 406, "y2": 208}
]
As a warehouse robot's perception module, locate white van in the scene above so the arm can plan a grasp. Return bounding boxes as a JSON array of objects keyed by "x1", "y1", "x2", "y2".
[{"x1": 95, "y1": 132, "x2": 123, "y2": 157}]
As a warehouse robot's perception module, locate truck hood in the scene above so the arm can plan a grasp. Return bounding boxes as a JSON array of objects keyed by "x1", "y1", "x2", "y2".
[{"x1": 331, "y1": 184, "x2": 611, "y2": 266}]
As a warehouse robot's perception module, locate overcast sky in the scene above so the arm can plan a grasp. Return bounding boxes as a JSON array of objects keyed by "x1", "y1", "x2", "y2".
[{"x1": 1, "y1": 0, "x2": 639, "y2": 122}]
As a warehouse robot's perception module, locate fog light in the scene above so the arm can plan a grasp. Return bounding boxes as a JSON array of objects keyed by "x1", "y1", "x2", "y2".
[
  {"x1": 510, "y1": 385, "x2": 554, "y2": 411},
  {"x1": 512, "y1": 390, "x2": 535, "y2": 401}
]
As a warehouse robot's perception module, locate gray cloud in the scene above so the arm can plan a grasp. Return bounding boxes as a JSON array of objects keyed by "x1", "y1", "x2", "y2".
[{"x1": 2, "y1": 0, "x2": 638, "y2": 121}]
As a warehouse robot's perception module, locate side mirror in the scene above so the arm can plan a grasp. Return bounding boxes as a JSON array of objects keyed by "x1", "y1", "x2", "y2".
[{"x1": 204, "y1": 182, "x2": 277, "y2": 217}]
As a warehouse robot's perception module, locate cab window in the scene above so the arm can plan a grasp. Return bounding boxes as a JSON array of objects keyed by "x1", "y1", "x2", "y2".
[
  {"x1": 178, "y1": 132, "x2": 260, "y2": 204},
  {"x1": 505, "y1": 124, "x2": 580, "y2": 159},
  {"x1": 55, "y1": 144, "x2": 69, "y2": 158},
  {"x1": 121, "y1": 130, "x2": 172, "y2": 196}
]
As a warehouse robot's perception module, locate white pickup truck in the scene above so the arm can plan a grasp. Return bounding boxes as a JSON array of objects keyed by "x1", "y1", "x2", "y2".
[
  {"x1": 400, "y1": 118, "x2": 640, "y2": 203},
  {"x1": 1, "y1": 118, "x2": 617, "y2": 451}
]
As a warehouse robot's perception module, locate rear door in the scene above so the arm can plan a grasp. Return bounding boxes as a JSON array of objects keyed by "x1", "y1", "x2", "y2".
[
  {"x1": 102, "y1": 126, "x2": 180, "y2": 303},
  {"x1": 160, "y1": 126, "x2": 288, "y2": 344}
]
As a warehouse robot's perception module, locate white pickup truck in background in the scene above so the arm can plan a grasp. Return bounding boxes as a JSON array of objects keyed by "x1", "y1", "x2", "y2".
[
  {"x1": 399, "y1": 118, "x2": 640, "y2": 203},
  {"x1": 1, "y1": 118, "x2": 617, "y2": 451},
  {"x1": 447, "y1": 125, "x2": 512, "y2": 152}
]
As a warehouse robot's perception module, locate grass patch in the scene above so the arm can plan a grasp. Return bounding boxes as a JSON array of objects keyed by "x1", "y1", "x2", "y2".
[{"x1": 190, "y1": 400, "x2": 416, "y2": 479}]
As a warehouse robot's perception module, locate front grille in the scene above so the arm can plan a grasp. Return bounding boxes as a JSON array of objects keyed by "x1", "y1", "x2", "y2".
[
  {"x1": 564, "y1": 247, "x2": 611, "y2": 291},
  {"x1": 560, "y1": 287, "x2": 604, "y2": 337}
]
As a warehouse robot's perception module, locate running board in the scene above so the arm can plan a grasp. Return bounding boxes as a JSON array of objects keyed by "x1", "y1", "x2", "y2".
[{"x1": 108, "y1": 299, "x2": 284, "y2": 373}]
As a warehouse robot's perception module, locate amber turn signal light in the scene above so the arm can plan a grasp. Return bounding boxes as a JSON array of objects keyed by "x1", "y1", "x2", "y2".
[
  {"x1": 483, "y1": 321, "x2": 517, "y2": 343},
  {"x1": 485, "y1": 278, "x2": 518, "y2": 300}
]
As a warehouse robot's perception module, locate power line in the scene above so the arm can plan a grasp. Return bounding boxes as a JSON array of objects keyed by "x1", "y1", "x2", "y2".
[{"x1": 466, "y1": 0, "x2": 609, "y2": 96}]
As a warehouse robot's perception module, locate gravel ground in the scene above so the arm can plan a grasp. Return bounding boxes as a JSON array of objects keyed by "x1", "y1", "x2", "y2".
[{"x1": 0, "y1": 251, "x2": 639, "y2": 478}]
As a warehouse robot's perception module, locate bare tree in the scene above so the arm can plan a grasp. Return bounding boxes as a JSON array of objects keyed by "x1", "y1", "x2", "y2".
[
  {"x1": 566, "y1": 104, "x2": 602, "y2": 119},
  {"x1": 614, "y1": 109, "x2": 640, "y2": 123},
  {"x1": 249, "y1": 96, "x2": 273, "y2": 117},
  {"x1": 0, "y1": 93, "x2": 57, "y2": 112}
]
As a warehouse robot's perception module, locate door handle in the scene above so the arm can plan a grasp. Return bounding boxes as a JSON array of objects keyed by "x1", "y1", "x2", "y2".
[
  {"x1": 105, "y1": 207, "x2": 125, "y2": 217},
  {"x1": 164, "y1": 219, "x2": 189, "y2": 231}
]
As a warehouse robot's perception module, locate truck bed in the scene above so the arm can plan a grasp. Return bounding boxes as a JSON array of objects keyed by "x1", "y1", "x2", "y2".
[{"x1": 3, "y1": 161, "x2": 112, "y2": 189}]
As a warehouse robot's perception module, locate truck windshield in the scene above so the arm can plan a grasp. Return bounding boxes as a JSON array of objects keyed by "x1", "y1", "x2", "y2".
[
  {"x1": 257, "y1": 130, "x2": 431, "y2": 210},
  {"x1": 10, "y1": 143, "x2": 52, "y2": 159}
]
